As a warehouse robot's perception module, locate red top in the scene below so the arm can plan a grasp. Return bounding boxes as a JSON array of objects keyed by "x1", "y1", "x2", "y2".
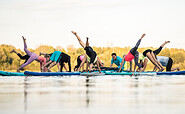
[{"x1": 124, "y1": 51, "x2": 134, "y2": 62}]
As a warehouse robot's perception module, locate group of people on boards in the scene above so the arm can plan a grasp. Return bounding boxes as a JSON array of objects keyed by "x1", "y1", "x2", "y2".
[{"x1": 10, "y1": 32, "x2": 180, "y2": 73}]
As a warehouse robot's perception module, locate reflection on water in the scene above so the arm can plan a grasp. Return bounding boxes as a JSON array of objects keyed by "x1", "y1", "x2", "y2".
[{"x1": 0, "y1": 75, "x2": 185, "y2": 114}]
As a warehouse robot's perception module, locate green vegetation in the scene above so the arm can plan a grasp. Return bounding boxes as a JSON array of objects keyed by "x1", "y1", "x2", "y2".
[{"x1": 0, "y1": 44, "x2": 184, "y2": 71}]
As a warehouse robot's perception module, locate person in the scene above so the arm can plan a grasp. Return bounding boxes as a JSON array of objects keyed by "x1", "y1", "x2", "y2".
[
  {"x1": 138, "y1": 41, "x2": 170, "y2": 71},
  {"x1": 71, "y1": 31, "x2": 104, "y2": 73},
  {"x1": 74, "y1": 55, "x2": 85, "y2": 71},
  {"x1": 77, "y1": 54, "x2": 104, "y2": 72},
  {"x1": 110, "y1": 53, "x2": 127, "y2": 70},
  {"x1": 41, "y1": 51, "x2": 71, "y2": 72},
  {"x1": 17, "y1": 36, "x2": 46, "y2": 72},
  {"x1": 59, "y1": 52, "x2": 71, "y2": 72},
  {"x1": 119, "y1": 34, "x2": 146, "y2": 72},
  {"x1": 153, "y1": 56, "x2": 180, "y2": 72},
  {"x1": 40, "y1": 52, "x2": 68, "y2": 72},
  {"x1": 10, "y1": 49, "x2": 30, "y2": 67},
  {"x1": 137, "y1": 55, "x2": 149, "y2": 72},
  {"x1": 139, "y1": 41, "x2": 170, "y2": 72}
]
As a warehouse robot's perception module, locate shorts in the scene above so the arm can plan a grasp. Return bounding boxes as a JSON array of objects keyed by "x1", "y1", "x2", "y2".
[{"x1": 143, "y1": 49, "x2": 152, "y2": 57}]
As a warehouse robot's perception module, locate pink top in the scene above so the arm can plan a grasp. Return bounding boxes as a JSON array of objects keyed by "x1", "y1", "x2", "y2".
[
  {"x1": 79, "y1": 55, "x2": 85, "y2": 61},
  {"x1": 124, "y1": 51, "x2": 134, "y2": 62},
  {"x1": 38, "y1": 56, "x2": 46, "y2": 71}
]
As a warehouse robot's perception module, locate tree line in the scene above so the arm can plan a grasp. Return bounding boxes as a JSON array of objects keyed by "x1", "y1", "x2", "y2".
[{"x1": 0, "y1": 44, "x2": 184, "y2": 71}]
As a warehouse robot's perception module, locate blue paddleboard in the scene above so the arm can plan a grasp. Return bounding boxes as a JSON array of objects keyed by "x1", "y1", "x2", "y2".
[
  {"x1": 24, "y1": 71, "x2": 81, "y2": 76},
  {"x1": 0, "y1": 70, "x2": 26, "y2": 76}
]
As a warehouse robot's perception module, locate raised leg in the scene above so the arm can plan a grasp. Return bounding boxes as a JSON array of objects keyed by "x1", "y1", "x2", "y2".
[
  {"x1": 22, "y1": 36, "x2": 32, "y2": 56},
  {"x1": 71, "y1": 31, "x2": 86, "y2": 48}
]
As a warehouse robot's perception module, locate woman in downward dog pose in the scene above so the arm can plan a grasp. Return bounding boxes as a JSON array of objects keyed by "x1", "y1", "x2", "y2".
[
  {"x1": 138, "y1": 41, "x2": 170, "y2": 72},
  {"x1": 17, "y1": 36, "x2": 46, "y2": 72},
  {"x1": 139, "y1": 41, "x2": 170, "y2": 72},
  {"x1": 71, "y1": 31, "x2": 104, "y2": 73},
  {"x1": 74, "y1": 55, "x2": 85, "y2": 71},
  {"x1": 119, "y1": 34, "x2": 146, "y2": 72}
]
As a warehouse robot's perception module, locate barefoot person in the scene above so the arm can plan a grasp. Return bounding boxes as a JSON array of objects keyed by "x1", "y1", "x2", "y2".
[
  {"x1": 71, "y1": 31, "x2": 104, "y2": 73},
  {"x1": 119, "y1": 34, "x2": 146, "y2": 72},
  {"x1": 138, "y1": 41, "x2": 170, "y2": 71},
  {"x1": 41, "y1": 51, "x2": 71, "y2": 72},
  {"x1": 59, "y1": 52, "x2": 71, "y2": 72},
  {"x1": 74, "y1": 55, "x2": 85, "y2": 71},
  {"x1": 110, "y1": 53, "x2": 127, "y2": 70},
  {"x1": 139, "y1": 41, "x2": 170, "y2": 72},
  {"x1": 77, "y1": 54, "x2": 104, "y2": 72},
  {"x1": 153, "y1": 56, "x2": 180, "y2": 72},
  {"x1": 17, "y1": 36, "x2": 46, "y2": 72},
  {"x1": 10, "y1": 49, "x2": 30, "y2": 66}
]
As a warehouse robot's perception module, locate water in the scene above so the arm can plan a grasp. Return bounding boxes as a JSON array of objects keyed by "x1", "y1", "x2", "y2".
[{"x1": 0, "y1": 75, "x2": 185, "y2": 114}]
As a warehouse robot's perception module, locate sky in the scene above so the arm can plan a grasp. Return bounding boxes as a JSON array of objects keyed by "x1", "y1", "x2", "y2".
[{"x1": 0, "y1": 0, "x2": 185, "y2": 51}]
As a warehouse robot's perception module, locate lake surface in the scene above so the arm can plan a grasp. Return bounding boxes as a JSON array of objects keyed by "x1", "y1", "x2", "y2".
[{"x1": 0, "y1": 75, "x2": 185, "y2": 114}]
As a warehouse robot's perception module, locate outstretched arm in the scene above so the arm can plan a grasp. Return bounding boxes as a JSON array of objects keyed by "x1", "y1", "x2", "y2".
[
  {"x1": 119, "y1": 58, "x2": 125, "y2": 72},
  {"x1": 97, "y1": 57, "x2": 104, "y2": 67},
  {"x1": 96, "y1": 60, "x2": 101, "y2": 73}
]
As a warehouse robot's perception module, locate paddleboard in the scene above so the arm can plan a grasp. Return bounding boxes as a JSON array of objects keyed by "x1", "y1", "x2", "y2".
[
  {"x1": 0, "y1": 70, "x2": 26, "y2": 76},
  {"x1": 157, "y1": 70, "x2": 185, "y2": 75},
  {"x1": 24, "y1": 71, "x2": 81, "y2": 76},
  {"x1": 80, "y1": 72, "x2": 105, "y2": 76},
  {"x1": 105, "y1": 71, "x2": 156, "y2": 76}
]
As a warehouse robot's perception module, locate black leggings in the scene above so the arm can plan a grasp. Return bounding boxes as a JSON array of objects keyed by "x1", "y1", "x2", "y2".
[
  {"x1": 166, "y1": 58, "x2": 173, "y2": 71},
  {"x1": 74, "y1": 56, "x2": 82, "y2": 69},
  {"x1": 143, "y1": 49, "x2": 152, "y2": 57},
  {"x1": 143, "y1": 46, "x2": 163, "y2": 57},
  {"x1": 130, "y1": 39, "x2": 142, "y2": 68},
  {"x1": 84, "y1": 46, "x2": 97, "y2": 64},
  {"x1": 153, "y1": 46, "x2": 163, "y2": 55},
  {"x1": 60, "y1": 57, "x2": 71, "y2": 72}
]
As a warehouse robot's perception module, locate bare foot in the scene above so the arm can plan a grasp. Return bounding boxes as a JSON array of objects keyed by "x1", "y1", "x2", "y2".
[
  {"x1": 177, "y1": 67, "x2": 180, "y2": 71},
  {"x1": 139, "y1": 68, "x2": 143, "y2": 73},
  {"x1": 41, "y1": 67, "x2": 44, "y2": 72},
  {"x1": 22, "y1": 36, "x2": 26, "y2": 42},
  {"x1": 17, "y1": 69, "x2": 20, "y2": 72},
  {"x1": 71, "y1": 31, "x2": 77, "y2": 35},
  {"x1": 10, "y1": 49, "x2": 15, "y2": 53},
  {"x1": 165, "y1": 41, "x2": 170, "y2": 44},
  {"x1": 140, "y1": 34, "x2": 146, "y2": 39}
]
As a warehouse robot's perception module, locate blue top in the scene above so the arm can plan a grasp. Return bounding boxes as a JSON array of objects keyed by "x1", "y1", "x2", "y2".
[
  {"x1": 111, "y1": 56, "x2": 126, "y2": 70},
  {"x1": 111, "y1": 56, "x2": 122, "y2": 66}
]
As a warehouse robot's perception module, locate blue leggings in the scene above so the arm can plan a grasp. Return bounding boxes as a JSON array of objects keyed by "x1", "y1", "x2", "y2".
[{"x1": 130, "y1": 39, "x2": 142, "y2": 68}]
